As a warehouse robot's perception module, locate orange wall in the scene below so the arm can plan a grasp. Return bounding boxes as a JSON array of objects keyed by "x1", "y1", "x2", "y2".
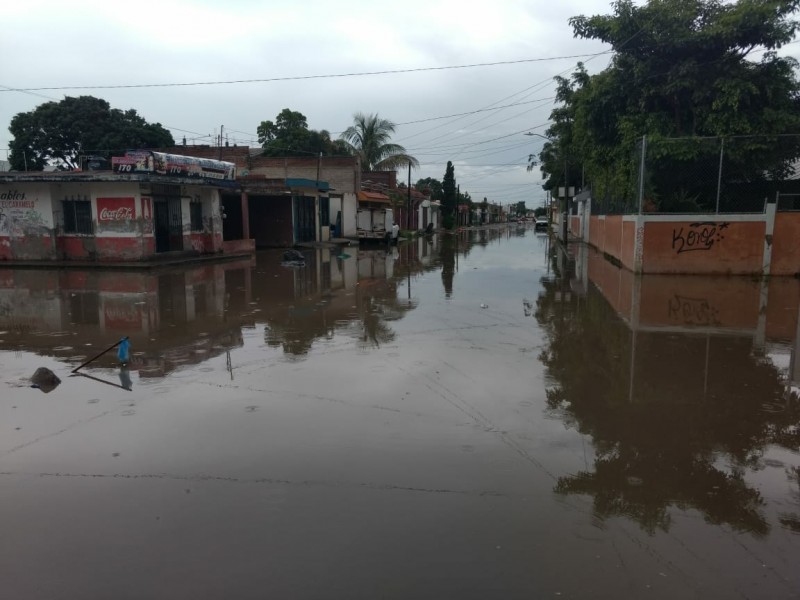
[
  {"x1": 621, "y1": 220, "x2": 636, "y2": 270},
  {"x1": 637, "y1": 275, "x2": 761, "y2": 330},
  {"x1": 570, "y1": 216, "x2": 581, "y2": 238},
  {"x1": 771, "y1": 213, "x2": 800, "y2": 276},
  {"x1": 589, "y1": 216, "x2": 603, "y2": 250},
  {"x1": 765, "y1": 277, "x2": 800, "y2": 341},
  {"x1": 642, "y1": 220, "x2": 765, "y2": 274},
  {"x1": 604, "y1": 216, "x2": 623, "y2": 260},
  {"x1": 587, "y1": 249, "x2": 634, "y2": 321}
]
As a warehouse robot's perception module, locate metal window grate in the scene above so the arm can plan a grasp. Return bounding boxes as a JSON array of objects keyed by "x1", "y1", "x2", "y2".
[{"x1": 62, "y1": 198, "x2": 93, "y2": 234}]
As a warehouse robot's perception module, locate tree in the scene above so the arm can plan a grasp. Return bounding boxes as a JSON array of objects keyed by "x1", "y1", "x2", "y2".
[
  {"x1": 340, "y1": 112, "x2": 419, "y2": 171},
  {"x1": 442, "y1": 161, "x2": 456, "y2": 229},
  {"x1": 257, "y1": 108, "x2": 348, "y2": 157},
  {"x1": 8, "y1": 96, "x2": 174, "y2": 171},
  {"x1": 514, "y1": 201, "x2": 527, "y2": 216},
  {"x1": 537, "y1": 0, "x2": 800, "y2": 210},
  {"x1": 415, "y1": 177, "x2": 443, "y2": 200}
]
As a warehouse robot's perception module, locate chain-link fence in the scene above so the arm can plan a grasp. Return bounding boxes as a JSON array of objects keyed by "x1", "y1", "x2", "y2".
[
  {"x1": 640, "y1": 135, "x2": 800, "y2": 214},
  {"x1": 584, "y1": 140, "x2": 642, "y2": 216},
  {"x1": 582, "y1": 135, "x2": 800, "y2": 214}
]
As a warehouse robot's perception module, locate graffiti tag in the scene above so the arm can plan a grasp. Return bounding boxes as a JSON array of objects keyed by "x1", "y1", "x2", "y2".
[
  {"x1": 667, "y1": 294, "x2": 720, "y2": 326},
  {"x1": 672, "y1": 221, "x2": 729, "y2": 254}
]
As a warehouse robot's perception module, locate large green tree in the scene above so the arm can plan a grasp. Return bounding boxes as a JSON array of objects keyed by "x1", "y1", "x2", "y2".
[
  {"x1": 339, "y1": 112, "x2": 419, "y2": 171},
  {"x1": 415, "y1": 177, "x2": 443, "y2": 200},
  {"x1": 8, "y1": 96, "x2": 174, "y2": 171},
  {"x1": 537, "y1": 0, "x2": 800, "y2": 210},
  {"x1": 257, "y1": 108, "x2": 349, "y2": 157}
]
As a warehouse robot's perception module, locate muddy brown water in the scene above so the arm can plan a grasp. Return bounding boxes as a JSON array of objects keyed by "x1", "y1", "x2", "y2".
[{"x1": 1, "y1": 226, "x2": 798, "y2": 599}]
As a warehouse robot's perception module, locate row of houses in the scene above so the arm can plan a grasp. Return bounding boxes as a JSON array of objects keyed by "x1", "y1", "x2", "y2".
[{"x1": 0, "y1": 146, "x2": 442, "y2": 264}]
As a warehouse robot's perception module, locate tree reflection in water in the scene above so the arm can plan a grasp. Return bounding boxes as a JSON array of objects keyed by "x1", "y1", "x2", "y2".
[{"x1": 536, "y1": 251, "x2": 800, "y2": 537}]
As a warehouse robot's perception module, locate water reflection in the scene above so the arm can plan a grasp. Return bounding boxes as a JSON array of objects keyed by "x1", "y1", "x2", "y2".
[
  {"x1": 536, "y1": 242, "x2": 800, "y2": 536},
  {"x1": 0, "y1": 226, "x2": 528, "y2": 382}
]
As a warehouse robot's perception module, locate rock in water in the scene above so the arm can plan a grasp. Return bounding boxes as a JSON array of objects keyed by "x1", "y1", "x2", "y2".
[
  {"x1": 283, "y1": 249, "x2": 305, "y2": 262},
  {"x1": 30, "y1": 367, "x2": 61, "y2": 393}
]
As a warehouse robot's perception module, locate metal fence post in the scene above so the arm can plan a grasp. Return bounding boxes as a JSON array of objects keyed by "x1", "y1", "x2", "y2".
[
  {"x1": 715, "y1": 137, "x2": 724, "y2": 214},
  {"x1": 637, "y1": 135, "x2": 647, "y2": 214}
]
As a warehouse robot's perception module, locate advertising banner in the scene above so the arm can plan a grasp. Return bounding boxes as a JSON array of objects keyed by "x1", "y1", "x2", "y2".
[{"x1": 97, "y1": 197, "x2": 136, "y2": 222}]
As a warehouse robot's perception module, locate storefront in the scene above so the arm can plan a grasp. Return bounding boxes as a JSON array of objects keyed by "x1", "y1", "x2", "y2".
[{"x1": 0, "y1": 152, "x2": 238, "y2": 263}]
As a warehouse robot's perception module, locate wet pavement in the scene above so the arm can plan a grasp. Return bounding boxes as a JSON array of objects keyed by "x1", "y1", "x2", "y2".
[{"x1": 1, "y1": 225, "x2": 799, "y2": 599}]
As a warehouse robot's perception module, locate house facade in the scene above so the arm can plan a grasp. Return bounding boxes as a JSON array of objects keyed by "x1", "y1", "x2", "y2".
[
  {"x1": 0, "y1": 153, "x2": 236, "y2": 262},
  {"x1": 160, "y1": 147, "x2": 361, "y2": 245}
]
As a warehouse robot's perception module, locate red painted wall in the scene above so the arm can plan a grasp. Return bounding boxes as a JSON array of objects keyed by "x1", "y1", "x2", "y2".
[
  {"x1": 58, "y1": 236, "x2": 147, "y2": 261},
  {"x1": 1, "y1": 234, "x2": 56, "y2": 261}
]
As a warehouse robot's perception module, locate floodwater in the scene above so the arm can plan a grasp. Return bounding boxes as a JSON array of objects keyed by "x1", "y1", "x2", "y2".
[{"x1": 1, "y1": 226, "x2": 799, "y2": 599}]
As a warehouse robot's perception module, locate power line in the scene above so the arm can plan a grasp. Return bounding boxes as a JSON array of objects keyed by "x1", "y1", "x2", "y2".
[{"x1": 1, "y1": 53, "x2": 612, "y2": 93}]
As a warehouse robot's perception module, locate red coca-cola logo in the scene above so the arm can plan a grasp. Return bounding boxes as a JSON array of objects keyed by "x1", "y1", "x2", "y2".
[
  {"x1": 99, "y1": 207, "x2": 133, "y2": 221},
  {"x1": 97, "y1": 198, "x2": 136, "y2": 222}
]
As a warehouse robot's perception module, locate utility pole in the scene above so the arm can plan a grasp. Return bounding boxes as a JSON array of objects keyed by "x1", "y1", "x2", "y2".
[{"x1": 407, "y1": 161, "x2": 412, "y2": 230}]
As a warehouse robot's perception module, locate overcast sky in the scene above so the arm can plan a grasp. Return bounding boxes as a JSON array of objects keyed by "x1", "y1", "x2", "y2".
[{"x1": 4, "y1": 0, "x2": 792, "y2": 208}]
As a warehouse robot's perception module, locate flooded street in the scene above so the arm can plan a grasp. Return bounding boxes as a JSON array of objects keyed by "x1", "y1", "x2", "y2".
[{"x1": 1, "y1": 227, "x2": 799, "y2": 599}]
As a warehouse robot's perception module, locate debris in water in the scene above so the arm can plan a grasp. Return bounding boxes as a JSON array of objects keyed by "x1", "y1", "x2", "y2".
[
  {"x1": 30, "y1": 367, "x2": 61, "y2": 393},
  {"x1": 281, "y1": 249, "x2": 306, "y2": 267},
  {"x1": 480, "y1": 303, "x2": 489, "y2": 309}
]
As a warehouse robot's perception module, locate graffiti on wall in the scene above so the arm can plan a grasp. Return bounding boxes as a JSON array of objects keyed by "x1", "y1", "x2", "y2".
[
  {"x1": 672, "y1": 221, "x2": 729, "y2": 254},
  {"x1": 667, "y1": 294, "x2": 721, "y2": 326},
  {"x1": 0, "y1": 190, "x2": 48, "y2": 236}
]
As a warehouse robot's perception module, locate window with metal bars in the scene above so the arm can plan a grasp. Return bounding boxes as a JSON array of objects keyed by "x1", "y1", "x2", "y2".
[{"x1": 62, "y1": 198, "x2": 93, "y2": 234}]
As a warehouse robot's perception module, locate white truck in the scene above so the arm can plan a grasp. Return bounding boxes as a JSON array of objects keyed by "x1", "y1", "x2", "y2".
[{"x1": 356, "y1": 207, "x2": 394, "y2": 241}]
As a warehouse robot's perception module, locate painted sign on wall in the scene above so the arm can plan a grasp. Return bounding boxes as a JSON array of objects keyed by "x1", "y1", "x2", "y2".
[
  {"x1": 141, "y1": 197, "x2": 152, "y2": 221},
  {"x1": 103, "y1": 298, "x2": 143, "y2": 330},
  {"x1": 97, "y1": 197, "x2": 136, "y2": 222},
  {"x1": 0, "y1": 188, "x2": 49, "y2": 235},
  {"x1": 112, "y1": 151, "x2": 235, "y2": 180}
]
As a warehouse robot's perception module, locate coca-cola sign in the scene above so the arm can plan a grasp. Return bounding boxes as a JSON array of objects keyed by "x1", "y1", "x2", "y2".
[{"x1": 97, "y1": 197, "x2": 136, "y2": 222}]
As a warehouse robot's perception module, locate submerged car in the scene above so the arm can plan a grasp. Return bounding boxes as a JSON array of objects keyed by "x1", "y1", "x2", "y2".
[{"x1": 534, "y1": 217, "x2": 549, "y2": 232}]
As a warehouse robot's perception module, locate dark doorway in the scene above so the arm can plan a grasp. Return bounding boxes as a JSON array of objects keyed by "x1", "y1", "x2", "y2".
[
  {"x1": 222, "y1": 194, "x2": 243, "y2": 240},
  {"x1": 294, "y1": 196, "x2": 315, "y2": 243},
  {"x1": 152, "y1": 185, "x2": 183, "y2": 253}
]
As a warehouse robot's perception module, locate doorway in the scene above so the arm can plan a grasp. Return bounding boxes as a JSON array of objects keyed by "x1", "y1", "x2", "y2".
[{"x1": 152, "y1": 185, "x2": 183, "y2": 252}]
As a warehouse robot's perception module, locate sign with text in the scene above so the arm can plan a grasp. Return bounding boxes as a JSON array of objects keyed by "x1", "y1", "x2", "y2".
[
  {"x1": 97, "y1": 197, "x2": 136, "y2": 222},
  {"x1": 112, "y1": 151, "x2": 235, "y2": 181}
]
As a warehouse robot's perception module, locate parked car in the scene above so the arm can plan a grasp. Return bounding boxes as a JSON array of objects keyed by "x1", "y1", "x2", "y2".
[{"x1": 534, "y1": 217, "x2": 549, "y2": 232}]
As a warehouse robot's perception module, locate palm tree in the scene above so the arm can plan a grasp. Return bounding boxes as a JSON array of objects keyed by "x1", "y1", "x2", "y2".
[{"x1": 340, "y1": 112, "x2": 419, "y2": 171}]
